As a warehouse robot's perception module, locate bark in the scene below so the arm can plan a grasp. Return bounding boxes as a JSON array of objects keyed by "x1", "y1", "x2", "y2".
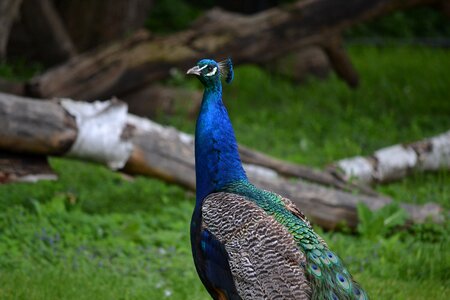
[
  {"x1": 27, "y1": 30, "x2": 151, "y2": 100},
  {"x1": 18, "y1": 0, "x2": 77, "y2": 65},
  {"x1": 54, "y1": 0, "x2": 155, "y2": 51},
  {"x1": 26, "y1": 0, "x2": 440, "y2": 100},
  {"x1": 0, "y1": 92, "x2": 442, "y2": 229},
  {"x1": 0, "y1": 93, "x2": 77, "y2": 155},
  {"x1": 7, "y1": 0, "x2": 154, "y2": 64},
  {"x1": 124, "y1": 84, "x2": 202, "y2": 119},
  {"x1": 217, "y1": 0, "x2": 277, "y2": 14},
  {"x1": 0, "y1": 152, "x2": 57, "y2": 183},
  {"x1": 322, "y1": 36, "x2": 359, "y2": 88},
  {"x1": 264, "y1": 46, "x2": 331, "y2": 83},
  {"x1": 0, "y1": 78, "x2": 24, "y2": 95},
  {"x1": 329, "y1": 131, "x2": 450, "y2": 184},
  {"x1": 438, "y1": 0, "x2": 450, "y2": 17},
  {"x1": 0, "y1": 0, "x2": 23, "y2": 59}
]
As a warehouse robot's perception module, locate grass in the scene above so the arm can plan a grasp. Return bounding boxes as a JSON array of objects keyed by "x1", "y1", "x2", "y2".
[
  {"x1": 1, "y1": 45, "x2": 449, "y2": 299},
  {"x1": 0, "y1": 160, "x2": 205, "y2": 299}
]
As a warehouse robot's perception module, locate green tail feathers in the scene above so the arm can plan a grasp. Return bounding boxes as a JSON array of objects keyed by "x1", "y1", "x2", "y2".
[
  {"x1": 305, "y1": 247, "x2": 368, "y2": 300},
  {"x1": 221, "y1": 180, "x2": 368, "y2": 300}
]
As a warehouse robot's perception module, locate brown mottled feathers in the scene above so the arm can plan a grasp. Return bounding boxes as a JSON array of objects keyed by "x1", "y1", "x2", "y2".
[{"x1": 202, "y1": 192, "x2": 312, "y2": 300}]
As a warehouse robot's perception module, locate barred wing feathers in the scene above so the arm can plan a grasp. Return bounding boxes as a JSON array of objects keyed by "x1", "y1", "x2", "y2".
[{"x1": 202, "y1": 192, "x2": 311, "y2": 300}]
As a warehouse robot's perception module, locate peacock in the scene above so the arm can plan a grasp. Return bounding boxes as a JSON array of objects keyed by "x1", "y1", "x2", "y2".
[{"x1": 186, "y1": 58, "x2": 368, "y2": 300}]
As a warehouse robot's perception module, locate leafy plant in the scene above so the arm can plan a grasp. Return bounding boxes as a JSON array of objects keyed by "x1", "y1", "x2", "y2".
[
  {"x1": 0, "y1": 59, "x2": 42, "y2": 81},
  {"x1": 145, "y1": 0, "x2": 203, "y2": 33},
  {"x1": 404, "y1": 221, "x2": 449, "y2": 243},
  {"x1": 356, "y1": 203, "x2": 408, "y2": 240}
]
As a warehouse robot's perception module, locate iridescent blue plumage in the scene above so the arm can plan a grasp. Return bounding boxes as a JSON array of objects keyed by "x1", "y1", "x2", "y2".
[
  {"x1": 187, "y1": 58, "x2": 368, "y2": 300},
  {"x1": 188, "y1": 58, "x2": 244, "y2": 299},
  {"x1": 190, "y1": 59, "x2": 246, "y2": 203}
]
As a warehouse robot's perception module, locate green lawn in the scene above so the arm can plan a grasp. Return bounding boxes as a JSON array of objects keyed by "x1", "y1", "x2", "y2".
[{"x1": 1, "y1": 46, "x2": 449, "y2": 299}]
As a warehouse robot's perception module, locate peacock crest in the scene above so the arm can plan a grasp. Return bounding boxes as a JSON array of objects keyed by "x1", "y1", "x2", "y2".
[{"x1": 218, "y1": 58, "x2": 234, "y2": 84}]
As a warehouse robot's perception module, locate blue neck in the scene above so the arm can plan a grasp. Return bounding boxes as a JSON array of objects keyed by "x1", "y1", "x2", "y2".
[{"x1": 195, "y1": 84, "x2": 247, "y2": 205}]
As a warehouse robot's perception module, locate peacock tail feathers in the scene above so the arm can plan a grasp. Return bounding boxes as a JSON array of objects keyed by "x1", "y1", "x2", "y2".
[
  {"x1": 221, "y1": 180, "x2": 368, "y2": 300},
  {"x1": 305, "y1": 248, "x2": 368, "y2": 300}
]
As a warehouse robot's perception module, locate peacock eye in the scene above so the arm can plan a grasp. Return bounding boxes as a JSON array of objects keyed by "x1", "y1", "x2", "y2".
[{"x1": 207, "y1": 65, "x2": 213, "y2": 72}]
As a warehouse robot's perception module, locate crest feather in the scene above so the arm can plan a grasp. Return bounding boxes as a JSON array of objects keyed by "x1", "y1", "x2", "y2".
[{"x1": 218, "y1": 58, "x2": 234, "y2": 84}]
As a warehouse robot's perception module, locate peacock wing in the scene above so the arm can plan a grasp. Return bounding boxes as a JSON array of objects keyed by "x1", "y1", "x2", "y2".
[{"x1": 202, "y1": 192, "x2": 312, "y2": 300}]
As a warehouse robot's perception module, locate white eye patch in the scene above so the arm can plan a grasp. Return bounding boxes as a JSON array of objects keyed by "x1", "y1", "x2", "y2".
[
  {"x1": 206, "y1": 67, "x2": 217, "y2": 76},
  {"x1": 198, "y1": 65, "x2": 207, "y2": 71}
]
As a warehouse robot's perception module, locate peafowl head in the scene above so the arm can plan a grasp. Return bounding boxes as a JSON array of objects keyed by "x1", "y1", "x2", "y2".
[{"x1": 186, "y1": 58, "x2": 234, "y2": 88}]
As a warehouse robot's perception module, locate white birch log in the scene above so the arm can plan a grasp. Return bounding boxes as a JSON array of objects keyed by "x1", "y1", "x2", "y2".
[
  {"x1": 330, "y1": 131, "x2": 450, "y2": 184},
  {"x1": 61, "y1": 99, "x2": 133, "y2": 169}
]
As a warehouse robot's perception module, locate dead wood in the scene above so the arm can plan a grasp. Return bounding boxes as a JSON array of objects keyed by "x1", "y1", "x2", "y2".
[
  {"x1": 7, "y1": 0, "x2": 154, "y2": 64},
  {"x1": 54, "y1": 0, "x2": 155, "y2": 51},
  {"x1": 18, "y1": 0, "x2": 77, "y2": 65},
  {"x1": 0, "y1": 151, "x2": 57, "y2": 183},
  {"x1": 0, "y1": 78, "x2": 24, "y2": 95},
  {"x1": 25, "y1": 0, "x2": 440, "y2": 100},
  {"x1": 322, "y1": 36, "x2": 359, "y2": 88},
  {"x1": 263, "y1": 46, "x2": 331, "y2": 83},
  {"x1": 438, "y1": 0, "x2": 450, "y2": 17},
  {"x1": 0, "y1": 92, "x2": 77, "y2": 154},
  {"x1": 238, "y1": 146, "x2": 378, "y2": 196},
  {"x1": 0, "y1": 92, "x2": 442, "y2": 229},
  {"x1": 124, "y1": 84, "x2": 202, "y2": 119},
  {"x1": 328, "y1": 131, "x2": 450, "y2": 184},
  {"x1": 0, "y1": 0, "x2": 23, "y2": 59}
]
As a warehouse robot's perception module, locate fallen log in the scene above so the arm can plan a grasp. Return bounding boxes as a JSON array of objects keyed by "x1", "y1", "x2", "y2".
[
  {"x1": 0, "y1": 90, "x2": 373, "y2": 195},
  {"x1": 328, "y1": 131, "x2": 450, "y2": 185},
  {"x1": 238, "y1": 146, "x2": 378, "y2": 196},
  {"x1": 25, "y1": 0, "x2": 440, "y2": 100},
  {"x1": 0, "y1": 93, "x2": 77, "y2": 155},
  {"x1": 0, "y1": 92, "x2": 442, "y2": 229}
]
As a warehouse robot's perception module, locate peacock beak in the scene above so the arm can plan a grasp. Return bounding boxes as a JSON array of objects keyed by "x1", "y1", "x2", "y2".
[{"x1": 186, "y1": 66, "x2": 201, "y2": 76}]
